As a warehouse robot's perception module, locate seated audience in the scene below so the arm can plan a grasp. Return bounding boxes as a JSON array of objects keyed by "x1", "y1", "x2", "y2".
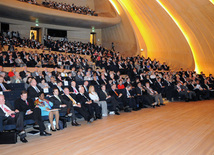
[
  {"x1": 98, "y1": 84, "x2": 120, "y2": 115},
  {"x1": 14, "y1": 90, "x2": 51, "y2": 136},
  {"x1": 0, "y1": 94, "x2": 27, "y2": 143},
  {"x1": 89, "y1": 85, "x2": 108, "y2": 117},
  {"x1": 145, "y1": 82, "x2": 164, "y2": 106},
  {"x1": 77, "y1": 86, "x2": 102, "y2": 120},
  {"x1": 34, "y1": 92, "x2": 60, "y2": 131},
  {"x1": 0, "y1": 75, "x2": 11, "y2": 91},
  {"x1": 27, "y1": 78, "x2": 43, "y2": 99}
]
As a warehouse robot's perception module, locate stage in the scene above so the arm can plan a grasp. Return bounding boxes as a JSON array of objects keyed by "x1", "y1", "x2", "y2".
[{"x1": 1, "y1": 100, "x2": 214, "y2": 154}]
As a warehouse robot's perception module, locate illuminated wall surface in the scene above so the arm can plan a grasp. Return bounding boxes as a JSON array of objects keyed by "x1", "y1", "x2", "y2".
[{"x1": 116, "y1": 0, "x2": 214, "y2": 75}]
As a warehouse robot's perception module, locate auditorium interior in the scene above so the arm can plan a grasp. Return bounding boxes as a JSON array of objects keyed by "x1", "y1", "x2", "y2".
[{"x1": 0, "y1": 0, "x2": 214, "y2": 154}]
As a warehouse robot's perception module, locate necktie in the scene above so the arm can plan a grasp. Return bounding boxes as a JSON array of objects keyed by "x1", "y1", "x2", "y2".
[
  {"x1": 96, "y1": 80, "x2": 100, "y2": 85},
  {"x1": 82, "y1": 94, "x2": 89, "y2": 101},
  {"x1": 68, "y1": 95, "x2": 77, "y2": 106},
  {"x1": 0, "y1": 83, "x2": 6, "y2": 91},
  {"x1": 178, "y1": 86, "x2": 181, "y2": 91},
  {"x1": 114, "y1": 90, "x2": 118, "y2": 96},
  {"x1": 84, "y1": 86, "x2": 88, "y2": 92},
  {"x1": 149, "y1": 87, "x2": 154, "y2": 95},
  {"x1": 73, "y1": 87, "x2": 78, "y2": 94},
  {"x1": 55, "y1": 96, "x2": 61, "y2": 102},
  {"x1": 35, "y1": 86, "x2": 40, "y2": 93},
  {"x1": 159, "y1": 82, "x2": 162, "y2": 87},
  {"x1": 58, "y1": 86, "x2": 63, "y2": 92},
  {"x1": 1, "y1": 105, "x2": 15, "y2": 118},
  {"x1": 127, "y1": 90, "x2": 130, "y2": 98},
  {"x1": 103, "y1": 90, "x2": 108, "y2": 97},
  {"x1": 25, "y1": 100, "x2": 29, "y2": 106}
]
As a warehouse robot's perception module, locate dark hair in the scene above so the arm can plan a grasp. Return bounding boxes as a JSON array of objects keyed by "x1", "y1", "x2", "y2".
[
  {"x1": 21, "y1": 90, "x2": 27, "y2": 95},
  {"x1": 53, "y1": 88, "x2": 59, "y2": 92},
  {"x1": 126, "y1": 84, "x2": 132, "y2": 88},
  {"x1": 38, "y1": 92, "x2": 44, "y2": 97}
]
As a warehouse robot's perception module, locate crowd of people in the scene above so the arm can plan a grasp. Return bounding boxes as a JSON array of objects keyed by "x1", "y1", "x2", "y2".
[
  {"x1": 18, "y1": 0, "x2": 38, "y2": 5},
  {"x1": 42, "y1": 0, "x2": 97, "y2": 16},
  {"x1": 1, "y1": 30, "x2": 214, "y2": 144},
  {"x1": 18, "y1": 0, "x2": 97, "y2": 16}
]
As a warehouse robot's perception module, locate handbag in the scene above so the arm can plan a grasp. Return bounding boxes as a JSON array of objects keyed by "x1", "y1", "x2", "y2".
[{"x1": 0, "y1": 132, "x2": 17, "y2": 144}]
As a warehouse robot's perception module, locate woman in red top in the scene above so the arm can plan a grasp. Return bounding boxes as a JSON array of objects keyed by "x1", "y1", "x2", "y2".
[{"x1": 117, "y1": 79, "x2": 125, "y2": 89}]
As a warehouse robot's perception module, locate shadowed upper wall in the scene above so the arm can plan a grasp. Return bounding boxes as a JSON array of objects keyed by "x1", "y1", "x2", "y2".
[{"x1": 100, "y1": 0, "x2": 138, "y2": 57}]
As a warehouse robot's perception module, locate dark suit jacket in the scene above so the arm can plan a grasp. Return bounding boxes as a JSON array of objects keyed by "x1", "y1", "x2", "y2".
[
  {"x1": 61, "y1": 94, "x2": 78, "y2": 108},
  {"x1": 14, "y1": 98, "x2": 35, "y2": 114},
  {"x1": 76, "y1": 93, "x2": 91, "y2": 106},
  {"x1": 99, "y1": 79, "x2": 108, "y2": 85},
  {"x1": 27, "y1": 85, "x2": 43, "y2": 99},
  {"x1": 135, "y1": 87, "x2": 143, "y2": 96},
  {"x1": 98, "y1": 90, "x2": 108, "y2": 101},
  {"x1": 91, "y1": 80, "x2": 100, "y2": 86},
  {"x1": 0, "y1": 82, "x2": 11, "y2": 91},
  {"x1": 49, "y1": 95, "x2": 67, "y2": 112},
  {"x1": 69, "y1": 86, "x2": 79, "y2": 94}
]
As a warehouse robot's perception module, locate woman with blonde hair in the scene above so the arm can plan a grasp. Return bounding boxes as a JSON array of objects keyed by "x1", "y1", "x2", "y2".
[{"x1": 88, "y1": 85, "x2": 108, "y2": 117}]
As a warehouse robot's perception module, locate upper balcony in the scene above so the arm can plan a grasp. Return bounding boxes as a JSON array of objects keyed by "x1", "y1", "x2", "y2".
[{"x1": 0, "y1": 0, "x2": 121, "y2": 28}]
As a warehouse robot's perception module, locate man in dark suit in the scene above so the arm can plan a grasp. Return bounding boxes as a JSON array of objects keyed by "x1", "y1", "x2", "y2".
[
  {"x1": 155, "y1": 78, "x2": 166, "y2": 95},
  {"x1": 83, "y1": 81, "x2": 89, "y2": 94},
  {"x1": 27, "y1": 78, "x2": 43, "y2": 99},
  {"x1": 109, "y1": 84, "x2": 131, "y2": 112},
  {"x1": 70, "y1": 81, "x2": 79, "y2": 95},
  {"x1": 77, "y1": 86, "x2": 102, "y2": 120},
  {"x1": 49, "y1": 88, "x2": 68, "y2": 115},
  {"x1": 1, "y1": 55, "x2": 8, "y2": 67},
  {"x1": 75, "y1": 71, "x2": 84, "y2": 81},
  {"x1": 91, "y1": 76, "x2": 101, "y2": 86},
  {"x1": 0, "y1": 75, "x2": 11, "y2": 91},
  {"x1": 145, "y1": 82, "x2": 164, "y2": 106},
  {"x1": 99, "y1": 74, "x2": 108, "y2": 85},
  {"x1": 61, "y1": 87, "x2": 89, "y2": 125},
  {"x1": 135, "y1": 82, "x2": 156, "y2": 108},
  {"x1": 14, "y1": 91, "x2": 51, "y2": 136},
  {"x1": 52, "y1": 81, "x2": 64, "y2": 95},
  {"x1": 0, "y1": 94, "x2": 27, "y2": 143},
  {"x1": 51, "y1": 67, "x2": 59, "y2": 77},
  {"x1": 124, "y1": 85, "x2": 138, "y2": 111},
  {"x1": 98, "y1": 85, "x2": 120, "y2": 115}
]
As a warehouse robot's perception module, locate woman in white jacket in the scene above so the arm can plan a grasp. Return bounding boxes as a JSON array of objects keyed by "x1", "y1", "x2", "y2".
[{"x1": 89, "y1": 85, "x2": 108, "y2": 117}]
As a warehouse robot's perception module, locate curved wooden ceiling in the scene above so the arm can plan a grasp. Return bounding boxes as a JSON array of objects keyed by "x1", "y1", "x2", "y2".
[{"x1": 116, "y1": 0, "x2": 214, "y2": 74}]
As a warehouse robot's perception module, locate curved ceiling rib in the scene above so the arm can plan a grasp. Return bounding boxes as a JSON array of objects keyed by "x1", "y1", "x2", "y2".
[{"x1": 156, "y1": 0, "x2": 199, "y2": 73}]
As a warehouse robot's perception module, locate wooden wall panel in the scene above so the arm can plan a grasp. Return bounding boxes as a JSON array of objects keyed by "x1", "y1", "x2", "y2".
[
  {"x1": 114, "y1": 0, "x2": 214, "y2": 74},
  {"x1": 163, "y1": 0, "x2": 214, "y2": 75},
  {"x1": 116, "y1": 0, "x2": 195, "y2": 70}
]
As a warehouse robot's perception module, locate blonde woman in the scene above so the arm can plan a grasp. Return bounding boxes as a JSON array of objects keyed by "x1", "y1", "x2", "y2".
[{"x1": 88, "y1": 85, "x2": 108, "y2": 117}]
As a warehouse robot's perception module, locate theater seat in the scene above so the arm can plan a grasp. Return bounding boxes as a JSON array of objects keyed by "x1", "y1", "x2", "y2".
[{"x1": 9, "y1": 83, "x2": 25, "y2": 91}]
